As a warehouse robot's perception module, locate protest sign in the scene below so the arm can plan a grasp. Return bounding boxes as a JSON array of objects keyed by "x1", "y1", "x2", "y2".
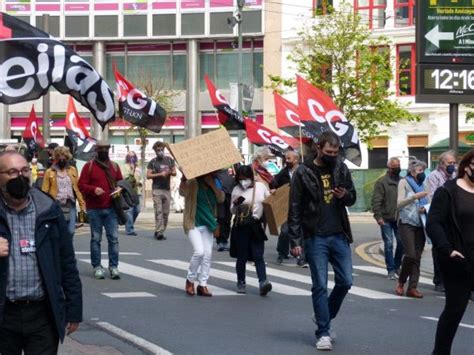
[
  {"x1": 169, "y1": 128, "x2": 243, "y2": 179},
  {"x1": 263, "y1": 184, "x2": 290, "y2": 236}
]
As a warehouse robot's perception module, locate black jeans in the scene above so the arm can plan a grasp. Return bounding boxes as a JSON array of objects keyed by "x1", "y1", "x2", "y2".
[
  {"x1": 0, "y1": 300, "x2": 59, "y2": 355},
  {"x1": 433, "y1": 262, "x2": 474, "y2": 355},
  {"x1": 233, "y1": 224, "x2": 267, "y2": 283},
  {"x1": 276, "y1": 222, "x2": 290, "y2": 257},
  {"x1": 432, "y1": 247, "x2": 444, "y2": 287},
  {"x1": 216, "y1": 194, "x2": 232, "y2": 245}
]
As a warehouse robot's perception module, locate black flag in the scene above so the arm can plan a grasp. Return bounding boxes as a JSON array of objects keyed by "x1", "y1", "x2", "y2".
[{"x1": 0, "y1": 12, "x2": 115, "y2": 128}]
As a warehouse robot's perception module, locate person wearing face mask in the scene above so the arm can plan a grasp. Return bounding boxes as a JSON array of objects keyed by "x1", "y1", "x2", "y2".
[
  {"x1": 426, "y1": 150, "x2": 457, "y2": 293},
  {"x1": 251, "y1": 146, "x2": 274, "y2": 189},
  {"x1": 273, "y1": 150, "x2": 306, "y2": 267},
  {"x1": 372, "y1": 157, "x2": 404, "y2": 280},
  {"x1": 0, "y1": 151, "x2": 82, "y2": 353},
  {"x1": 42, "y1": 146, "x2": 86, "y2": 236},
  {"x1": 123, "y1": 151, "x2": 142, "y2": 236},
  {"x1": 147, "y1": 142, "x2": 176, "y2": 240},
  {"x1": 427, "y1": 149, "x2": 474, "y2": 355},
  {"x1": 78, "y1": 140, "x2": 123, "y2": 280},
  {"x1": 287, "y1": 131, "x2": 356, "y2": 351},
  {"x1": 230, "y1": 165, "x2": 273, "y2": 296},
  {"x1": 395, "y1": 159, "x2": 430, "y2": 298}
]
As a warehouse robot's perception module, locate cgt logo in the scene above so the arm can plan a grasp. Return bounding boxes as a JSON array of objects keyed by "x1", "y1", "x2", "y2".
[
  {"x1": 256, "y1": 128, "x2": 289, "y2": 150},
  {"x1": 0, "y1": 40, "x2": 115, "y2": 123},
  {"x1": 116, "y1": 79, "x2": 158, "y2": 118},
  {"x1": 305, "y1": 98, "x2": 358, "y2": 144}
]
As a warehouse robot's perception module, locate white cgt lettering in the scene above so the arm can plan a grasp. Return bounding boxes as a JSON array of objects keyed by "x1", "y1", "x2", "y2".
[
  {"x1": 215, "y1": 89, "x2": 228, "y2": 105},
  {"x1": 307, "y1": 99, "x2": 326, "y2": 123},
  {"x1": 286, "y1": 109, "x2": 305, "y2": 127},
  {"x1": 68, "y1": 112, "x2": 86, "y2": 140},
  {"x1": 257, "y1": 129, "x2": 289, "y2": 150}
]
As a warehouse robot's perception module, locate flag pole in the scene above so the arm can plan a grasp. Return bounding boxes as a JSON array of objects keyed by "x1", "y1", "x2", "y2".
[{"x1": 298, "y1": 120, "x2": 304, "y2": 160}]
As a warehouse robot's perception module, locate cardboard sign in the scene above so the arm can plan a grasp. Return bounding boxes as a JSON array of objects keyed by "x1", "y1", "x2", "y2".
[
  {"x1": 263, "y1": 183, "x2": 290, "y2": 236},
  {"x1": 169, "y1": 128, "x2": 243, "y2": 179}
]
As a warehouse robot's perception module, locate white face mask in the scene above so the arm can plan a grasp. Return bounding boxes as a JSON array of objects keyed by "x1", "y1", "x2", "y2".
[{"x1": 239, "y1": 179, "x2": 252, "y2": 190}]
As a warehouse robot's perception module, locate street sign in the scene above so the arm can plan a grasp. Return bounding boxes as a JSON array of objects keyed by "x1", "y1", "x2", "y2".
[
  {"x1": 417, "y1": 1, "x2": 474, "y2": 64},
  {"x1": 417, "y1": 1, "x2": 474, "y2": 104}
]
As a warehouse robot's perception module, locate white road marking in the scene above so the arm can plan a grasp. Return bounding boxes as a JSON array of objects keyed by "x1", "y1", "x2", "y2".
[
  {"x1": 76, "y1": 252, "x2": 142, "y2": 256},
  {"x1": 353, "y1": 265, "x2": 433, "y2": 285},
  {"x1": 96, "y1": 321, "x2": 173, "y2": 354},
  {"x1": 421, "y1": 317, "x2": 474, "y2": 330},
  {"x1": 150, "y1": 259, "x2": 310, "y2": 296},
  {"x1": 102, "y1": 292, "x2": 156, "y2": 298},
  {"x1": 215, "y1": 261, "x2": 405, "y2": 300},
  {"x1": 78, "y1": 259, "x2": 236, "y2": 296}
]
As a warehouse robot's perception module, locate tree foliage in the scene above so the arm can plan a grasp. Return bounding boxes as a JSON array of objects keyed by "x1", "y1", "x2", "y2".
[{"x1": 269, "y1": 1, "x2": 419, "y2": 143}]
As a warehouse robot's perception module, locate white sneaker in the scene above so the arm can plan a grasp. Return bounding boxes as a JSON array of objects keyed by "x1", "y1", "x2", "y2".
[{"x1": 316, "y1": 336, "x2": 332, "y2": 351}]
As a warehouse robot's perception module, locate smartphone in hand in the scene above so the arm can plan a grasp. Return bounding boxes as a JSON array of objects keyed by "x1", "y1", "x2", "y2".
[{"x1": 234, "y1": 196, "x2": 245, "y2": 205}]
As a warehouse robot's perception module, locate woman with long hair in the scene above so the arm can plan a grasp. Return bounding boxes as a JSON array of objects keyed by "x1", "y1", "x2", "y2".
[
  {"x1": 230, "y1": 165, "x2": 272, "y2": 296},
  {"x1": 395, "y1": 159, "x2": 430, "y2": 298},
  {"x1": 180, "y1": 172, "x2": 225, "y2": 297},
  {"x1": 124, "y1": 151, "x2": 142, "y2": 236},
  {"x1": 42, "y1": 146, "x2": 86, "y2": 235},
  {"x1": 427, "y1": 149, "x2": 474, "y2": 355}
]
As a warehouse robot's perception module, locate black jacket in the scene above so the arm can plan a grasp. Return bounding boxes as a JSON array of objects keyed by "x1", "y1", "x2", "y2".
[
  {"x1": 272, "y1": 166, "x2": 292, "y2": 189},
  {"x1": 287, "y1": 154, "x2": 356, "y2": 247},
  {"x1": 426, "y1": 179, "x2": 474, "y2": 272},
  {"x1": 0, "y1": 188, "x2": 83, "y2": 341},
  {"x1": 371, "y1": 173, "x2": 400, "y2": 222}
]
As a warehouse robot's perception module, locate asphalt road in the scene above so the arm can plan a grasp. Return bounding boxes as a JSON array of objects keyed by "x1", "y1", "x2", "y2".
[{"x1": 59, "y1": 214, "x2": 474, "y2": 354}]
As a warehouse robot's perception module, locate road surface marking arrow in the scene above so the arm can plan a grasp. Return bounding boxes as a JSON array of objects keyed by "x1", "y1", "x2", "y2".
[{"x1": 425, "y1": 25, "x2": 454, "y2": 48}]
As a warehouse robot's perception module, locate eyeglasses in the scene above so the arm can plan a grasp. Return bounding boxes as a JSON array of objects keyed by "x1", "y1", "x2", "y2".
[{"x1": 0, "y1": 168, "x2": 31, "y2": 177}]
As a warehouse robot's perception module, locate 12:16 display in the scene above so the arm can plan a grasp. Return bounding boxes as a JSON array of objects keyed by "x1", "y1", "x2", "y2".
[{"x1": 430, "y1": 69, "x2": 474, "y2": 90}]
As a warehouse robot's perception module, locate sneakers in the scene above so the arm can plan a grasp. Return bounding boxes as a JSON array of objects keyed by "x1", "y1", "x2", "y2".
[
  {"x1": 434, "y1": 284, "x2": 445, "y2": 293},
  {"x1": 316, "y1": 336, "x2": 332, "y2": 351},
  {"x1": 236, "y1": 281, "x2": 246, "y2": 294},
  {"x1": 387, "y1": 271, "x2": 397, "y2": 280},
  {"x1": 126, "y1": 231, "x2": 137, "y2": 236},
  {"x1": 297, "y1": 258, "x2": 308, "y2": 268},
  {"x1": 217, "y1": 243, "x2": 229, "y2": 252},
  {"x1": 93, "y1": 266, "x2": 105, "y2": 280},
  {"x1": 276, "y1": 255, "x2": 284, "y2": 265},
  {"x1": 154, "y1": 232, "x2": 166, "y2": 240},
  {"x1": 109, "y1": 267, "x2": 121, "y2": 280},
  {"x1": 259, "y1": 280, "x2": 272, "y2": 296}
]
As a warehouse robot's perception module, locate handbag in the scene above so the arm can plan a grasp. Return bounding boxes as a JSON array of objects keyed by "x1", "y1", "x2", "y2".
[
  {"x1": 77, "y1": 210, "x2": 89, "y2": 224},
  {"x1": 234, "y1": 183, "x2": 256, "y2": 228}
]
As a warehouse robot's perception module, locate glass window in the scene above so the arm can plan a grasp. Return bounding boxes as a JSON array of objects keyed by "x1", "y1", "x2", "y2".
[
  {"x1": 124, "y1": 15, "x2": 147, "y2": 37},
  {"x1": 200, "y1": 53, "x2": 215, "y2": 91},
  {"x1": 368, "y1": 148, "x2": 388, "y2": 169},
  {"x1": 35, "y1": 16, "x2": 60, "y2": 37},
  {"x1": 313, "y1": 0, "x2": 333, "y2": 16},
  {"x1": 128, "y1": 55, "x2": 171, "y2": 90},
  {"x1": 397, "y1": 44, "x2": 415, "y2": 96},
  {"x1": 14, "y1": 16, "x2": 30, "y2": 25},
  {"x1": 408, "y1": 147, "x2": 428, "y2": 165},
  {"x1": 181, "y1": 13, "x2": 205, "y2": 36},
  {"x1": 210, "y1": 12, "x2": 234, "y2": 35},
  {"x1": 106, "y1": 55, "x2": 125, "y2": 89},
  {"x1": 173, "y1": 54, "x2": 187, "y2": 90},
  {"x1": 153, "y1": 14, "x2": 176, "y2": 36},
  {"x1": 253, "y1": 52, "x2": 263, "y2": 88},
  {"x1": 242, "y1": 11, "x2": 262, "y2": 33},
  {"x1": 65, "y1": 16, "x2": 89, "y2": 37},
  {"x1": 94, "y1": 15, "x2": 118, "y2": 37},
  {"x1": 394, "y1": 0, "x2": 415, "y2": 27},
  {"x1": 355, "y1": 0, "x2": 386, "y2": 29}
]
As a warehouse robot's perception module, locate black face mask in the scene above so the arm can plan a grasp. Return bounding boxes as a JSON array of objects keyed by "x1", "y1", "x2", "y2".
[
  {"x1": 97, "y1": 152, "x2": 109, "y2": 162},
  {"x1": 57, "y1": 160, "x2": 67, "y2": 169},
  {"x1": 321, "y1": 154, "x2": 337, "y2": 168},
  {"x1": 390, "y1": 167, "x2": 401, "y2": 176},
  {"x1": 286, "y1": 162, "x2": 294, "y2": 169},
  {"x1": 416, "y1": 172, "x2": 426, "y2": 184},
  {"x1": 6, "y1": 176, "x2": 30, "y2": 200},
  {"x1": 468, "y1": 170, "x2": 474, "y2": 183}
]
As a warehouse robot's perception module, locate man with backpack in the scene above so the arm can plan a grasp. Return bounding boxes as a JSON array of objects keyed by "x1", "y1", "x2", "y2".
[{"x1": 78, "y1": 140, "x2": 123, "y2": 280}]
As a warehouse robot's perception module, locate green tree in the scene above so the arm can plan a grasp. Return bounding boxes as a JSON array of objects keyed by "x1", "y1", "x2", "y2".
[{"x1": 269, "y1": 1, "x2": 419, "y2": 143}]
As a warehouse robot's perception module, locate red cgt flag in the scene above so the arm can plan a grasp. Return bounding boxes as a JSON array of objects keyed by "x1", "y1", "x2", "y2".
[
  {"x1": 273, "y1": 92, "x2": 313, "y2": 143},
  {"x1": 22, "y1": 105, "x2": 44, "y2": 152}
]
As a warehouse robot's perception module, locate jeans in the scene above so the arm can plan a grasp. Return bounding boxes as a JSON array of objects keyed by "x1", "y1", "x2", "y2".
[
  {"x1": 305, "y1": 234, "x2": 353, "y2": 338},
  {"x1": 125, "y1": 197, "x2": 141, "y2": 234},
  {"x1": 68, "y1": 205, "x2": 77, "y2": 236},
  {"x1": 88, "y1": 208, "x2": 119, "y2": 269},
  {"x1": 187, "y1": 226, "x2": 214, "y2": 286},
  {"x1": 380, "y1": 221, "x2": 403, "y2": 273}
]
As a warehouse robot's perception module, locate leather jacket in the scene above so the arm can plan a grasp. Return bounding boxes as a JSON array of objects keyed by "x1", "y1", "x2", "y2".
[{"x1": 287, "y1": 154, "x2": 356, "y2": 247}]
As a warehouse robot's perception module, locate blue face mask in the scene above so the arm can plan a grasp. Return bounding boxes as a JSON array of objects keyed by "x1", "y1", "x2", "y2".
[{"x1": 446, "y1": 164, "x2": 455, "y2": 175}]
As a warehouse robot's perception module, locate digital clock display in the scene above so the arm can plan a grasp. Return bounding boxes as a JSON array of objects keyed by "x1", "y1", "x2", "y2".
[{"x1": 416, "y1": 64, "x2": 474, "y2": 104}]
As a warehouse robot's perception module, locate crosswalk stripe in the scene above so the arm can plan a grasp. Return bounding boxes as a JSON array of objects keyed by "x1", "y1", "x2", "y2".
[
  {"x1": 214, "y1": 261, "x2": 405, "y2": 300},
  {"x1": 353, "y1": 265, "x2": 433, "y2": 285},
  {"x1": 421, "y1": 316, "x2": 474, "y2": 330},
  {"x1": 102, "y1": 292, "x2": 156, "y2": 298},
  {"x1": 78, "y1": 259, "x2": 237, "y2": 296},
  {"x1": 150, "y1": 259, "x2": 311, "y2": 296},
  {"x1": 76, "y1": 252, "x2": 142, "y2": 256}
]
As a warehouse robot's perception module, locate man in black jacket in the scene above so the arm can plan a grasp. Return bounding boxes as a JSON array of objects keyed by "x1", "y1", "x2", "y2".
[
  {"x1": 0, "y1": 151, "x2": 82, "y2": 354},
  {"x1": 288, "y1": 131, "x2": 356, "y2": 351}
]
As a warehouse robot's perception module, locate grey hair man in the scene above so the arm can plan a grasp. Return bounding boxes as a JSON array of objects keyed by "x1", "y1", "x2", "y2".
[
  {"x1": 426, "y1": 150, "x2": 457, "y2": 293},
  {"x1": 372, "y1": 157, "x2": 404, "y2": 280}
]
